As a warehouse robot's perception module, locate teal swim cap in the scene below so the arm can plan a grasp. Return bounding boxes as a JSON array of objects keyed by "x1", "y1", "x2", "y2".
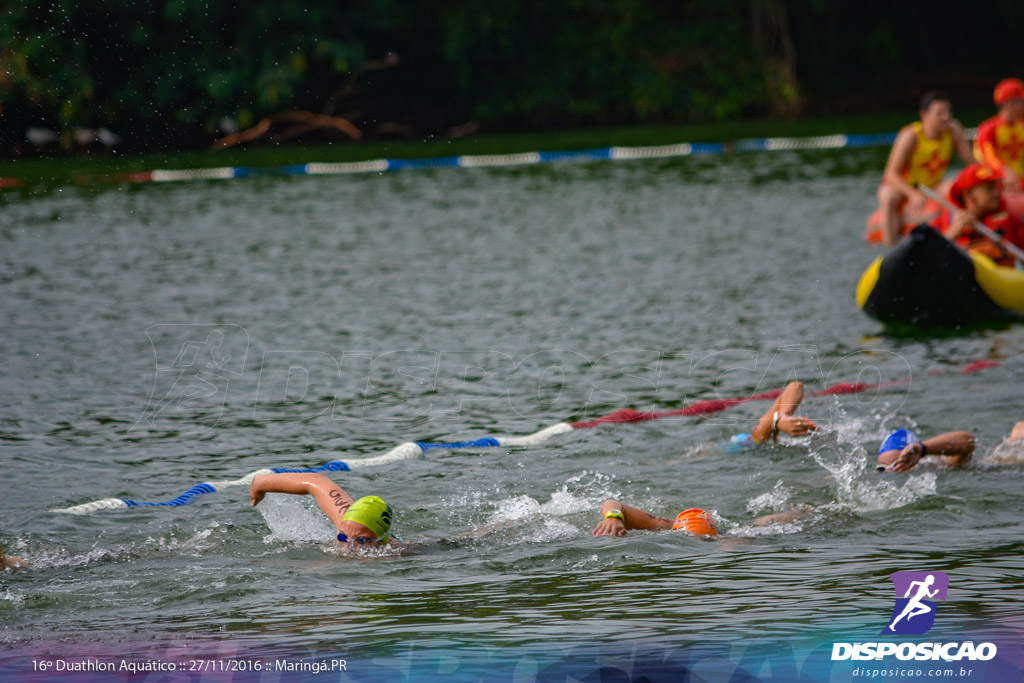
[{"x1": 341, "y1": 496, "x2": 393, "y2": 539}]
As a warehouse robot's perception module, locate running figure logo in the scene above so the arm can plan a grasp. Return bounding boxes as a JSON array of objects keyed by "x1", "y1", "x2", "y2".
[
  {"x1": 881, "y1": 571, "x2": 949, "y2": 635},
  {"x1": 133, "y1": 324, "x2": 248, "y2": 435}
]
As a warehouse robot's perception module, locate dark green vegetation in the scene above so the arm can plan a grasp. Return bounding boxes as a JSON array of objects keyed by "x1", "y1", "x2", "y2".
[{"x1": 3, "y1": 0, "x2": 1021, "y2": 155}]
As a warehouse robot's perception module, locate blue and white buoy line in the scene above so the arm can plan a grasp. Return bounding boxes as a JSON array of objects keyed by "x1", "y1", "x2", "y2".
[
  {"x1": 52, "y1": 425, "x2": 574, "y2": 514},
  {"x1": 68, "y1": 128, "x2": 981, "y2": 187}
]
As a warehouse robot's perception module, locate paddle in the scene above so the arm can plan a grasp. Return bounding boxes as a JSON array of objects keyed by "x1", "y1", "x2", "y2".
[{"x1": 915, "y1": 182, "x2": 1024, "y2": 266}]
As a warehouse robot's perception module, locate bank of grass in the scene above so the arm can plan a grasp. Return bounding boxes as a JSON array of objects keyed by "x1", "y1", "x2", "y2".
[{"x1": 0, "y1": 109, "x2": 990, "y2": 187}]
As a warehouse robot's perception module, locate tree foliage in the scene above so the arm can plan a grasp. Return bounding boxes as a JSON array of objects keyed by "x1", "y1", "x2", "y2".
[{"x1": 2, "y1": 0, "x2": 1022, "y2": 150}]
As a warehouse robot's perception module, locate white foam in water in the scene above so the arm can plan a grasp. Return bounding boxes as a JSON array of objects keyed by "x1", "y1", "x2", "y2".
[
  {"x1": 0, "y1": 588, "x2": 25, "y2": 608},
  {"x1": 811, "y1": 445, "x2": 937, "y2": 512},
  {"x1": 746, "y1": 480, "x2": 791, "y2": 514},
  {"x1": 256, "y1": 494, "x2": 335, "y2": 543},
  {"x1": 986, "y1": 437, "x2": 1024, "y2": 465}
]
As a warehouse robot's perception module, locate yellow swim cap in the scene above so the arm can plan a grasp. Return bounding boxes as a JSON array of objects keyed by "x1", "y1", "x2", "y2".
[
  {"x1": 671, "y1": 508, "x2": 718, "y2": 536},
  {"x1": 341, "y1": 496, "x2": 393, "y2": 539}
]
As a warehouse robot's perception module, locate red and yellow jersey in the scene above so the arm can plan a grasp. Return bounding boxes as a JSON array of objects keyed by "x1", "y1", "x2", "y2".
[
  {"x1": 902, "y1": 122, "x2": 953, "y2": 188},
  {"x1": 935, "y1": 200, "x2": 1024, "y2": 267},
  {"x1": 974, "y1": 114, "x2": 1024, "y2": 178}
]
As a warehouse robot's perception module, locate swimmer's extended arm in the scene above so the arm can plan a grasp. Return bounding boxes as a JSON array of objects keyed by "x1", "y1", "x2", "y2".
[
  {"x1": 592, "y1": 499, "x2": 673, "y2": 537},
  {"x1": 249, "y1": 473, "x2": 355, "y2": 529},
  {"x1": 751, "y1": 381, "x2": 816, "y2": 443},
  {"x1": 879, "y1": 431, "x2": 975, "y2": 472}
]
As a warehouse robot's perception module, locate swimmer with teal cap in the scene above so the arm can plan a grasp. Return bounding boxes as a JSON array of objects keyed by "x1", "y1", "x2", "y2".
[
  {"x1": 250, "y1": 473, "x2": 397, "y2": 547},
  {"x1": 724, "y1": 381, "x2": 817, "y2": 453}
]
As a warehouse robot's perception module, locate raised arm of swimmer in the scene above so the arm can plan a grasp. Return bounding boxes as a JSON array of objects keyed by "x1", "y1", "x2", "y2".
[
  {"x1": 751, "y1": 381, "x2": 816, "y2": 444},
  {"x1": 250, "y1": 472, "x2": 354, "y2": 529}
]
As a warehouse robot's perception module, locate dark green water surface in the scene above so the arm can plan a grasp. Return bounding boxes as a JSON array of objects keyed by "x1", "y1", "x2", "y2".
[{"x1": 2, "y1": 148, "x2": 1022, "y2": 658}]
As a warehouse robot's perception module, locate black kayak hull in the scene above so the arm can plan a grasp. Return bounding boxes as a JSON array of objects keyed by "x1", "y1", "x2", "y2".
[{"x1": 856, "y1": 225, "x2": 1006, "y2": 327}]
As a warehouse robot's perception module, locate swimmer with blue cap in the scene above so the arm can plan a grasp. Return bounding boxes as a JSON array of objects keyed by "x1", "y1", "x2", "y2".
[
  {"x1": 875, "y1": 428, "x2": 975, "y2": 472},
  {"x1": 250, "y1": 473, "x2": 397, "y2": 547}
]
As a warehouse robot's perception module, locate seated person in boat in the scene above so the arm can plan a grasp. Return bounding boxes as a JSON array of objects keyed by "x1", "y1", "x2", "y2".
[
  {"x1": 875, "y1": 90, "x2": 975, "y2": 246},
  {"x1": 936, "y1": 164, "x2": 1024, "y2": 266},
  {"x1": 974, "y1": 78, "x2": 1024, "y2": 196},
  {"x1": 724, "y1": 380, "x2": 817, "y2": 453},
  {"x1": 875, "y1": 428, "x2": 974, "y2": 473},
  {"x1": 249, "y1": 473, "x2": 400, "y2": 548}
]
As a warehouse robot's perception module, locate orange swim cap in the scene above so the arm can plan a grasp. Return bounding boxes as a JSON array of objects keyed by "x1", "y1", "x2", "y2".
[
  {"x1": 994, "y1": 78, "x2": 1024, "y2": 106},
  {"x1": 671, "y1": 508, "x2": 718, "y2": 536}
]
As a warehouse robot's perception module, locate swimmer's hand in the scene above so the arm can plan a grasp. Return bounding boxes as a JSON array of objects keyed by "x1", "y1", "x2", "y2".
[
  {"x1": 249, "y1": 480, "x2": 266, "y2": 507},
  {"x1": 778, "y1": 414, "x2": 816, "y2": 437},
  {"x1": 592, "y1": 519, "x2": 626, "y2": 537},
  {"x1": 891, "y1": 442, "x2": 925, "y2": 473}
]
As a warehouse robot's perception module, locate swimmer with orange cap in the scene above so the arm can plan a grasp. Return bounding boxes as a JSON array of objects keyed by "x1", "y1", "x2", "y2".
[
  {"x1": 249, "y1": 473, "x2": 397, "y2": 548},
  {"x1": 592, "y1": 499, "x2": 719, "y2": 537},
  {"x1": 974, "y1": 78, "x2": 1024, "y2": 195}
]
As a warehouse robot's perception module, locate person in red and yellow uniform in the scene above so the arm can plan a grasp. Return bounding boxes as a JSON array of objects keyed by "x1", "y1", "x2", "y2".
[
  {"x1": 974, "y1": 78, "x2": 1024, "y2": 195},
  {"x1": 875, "y1": 91, "x2": 975, "y2": 246},
  {"x1": 936, "y1": 164, "x2": 1024, "y2": 267}
]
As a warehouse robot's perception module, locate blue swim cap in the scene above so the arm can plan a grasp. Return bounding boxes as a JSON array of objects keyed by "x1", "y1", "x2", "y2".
[
  {"x1": 878, "y1": 429, "x2": 918, "y2": 455},
  {"x1": 725, "y1": 433, "x2": 758, "y2": 454}
]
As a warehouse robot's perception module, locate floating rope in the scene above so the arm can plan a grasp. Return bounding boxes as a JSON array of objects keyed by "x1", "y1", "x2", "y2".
[
  {"x1": 54, "y1": 129, "x2": 980, "y2": 188},
  {"x1": 56, "y1": 359, "x2": 1007, "y2": 516}
]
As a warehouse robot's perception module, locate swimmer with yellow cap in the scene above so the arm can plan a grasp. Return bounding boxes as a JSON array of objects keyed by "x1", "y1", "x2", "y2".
[{"x1": 250, "y1": 473, "x2": 397, "y2": 547}]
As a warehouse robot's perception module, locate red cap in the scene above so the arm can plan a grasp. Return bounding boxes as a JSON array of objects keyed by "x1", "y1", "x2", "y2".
[
  {"x1": 994, "y1": 78, "x2": 1024, "y2": 106},
  {"x1": 948, "y1": 164, "x2": 1002, "y2": 207}
]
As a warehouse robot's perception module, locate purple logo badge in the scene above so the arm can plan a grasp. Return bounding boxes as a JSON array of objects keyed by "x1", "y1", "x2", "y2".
[{"x1": 880, "y1": 571, "x2": 949, "y2": 635}]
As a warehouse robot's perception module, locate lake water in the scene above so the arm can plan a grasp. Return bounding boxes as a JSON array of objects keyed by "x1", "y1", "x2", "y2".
[{"x1": 1, "y1": 148, "x2": 1023, "y2": 682}]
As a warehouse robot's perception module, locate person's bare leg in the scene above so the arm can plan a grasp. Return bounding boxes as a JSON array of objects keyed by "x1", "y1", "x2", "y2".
[{"x1": 877, "y1": 184, "x2": 904, "y2": 247}]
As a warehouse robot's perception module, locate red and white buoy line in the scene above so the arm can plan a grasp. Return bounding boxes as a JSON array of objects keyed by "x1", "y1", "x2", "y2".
[{"x1": 52, "y1": 358, "x2": 1002, "y2": 514}]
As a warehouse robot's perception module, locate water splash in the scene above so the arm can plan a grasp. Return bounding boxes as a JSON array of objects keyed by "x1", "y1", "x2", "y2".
[
  {"x1": 986, "y1": 437, "x2": 1024, "y2": 465},
  {"x1": 811, "y1": 445, "x2": 936, "y2": 512},
  {"x1": 746, "y1": 480, "x2": 792, "y2": 514},
  {"x1": 0, "y1": 587, "x2": 26, "y2": 608},
  {"x1": 255, "y1": 494, "x2": 335, "y2": 543}
]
